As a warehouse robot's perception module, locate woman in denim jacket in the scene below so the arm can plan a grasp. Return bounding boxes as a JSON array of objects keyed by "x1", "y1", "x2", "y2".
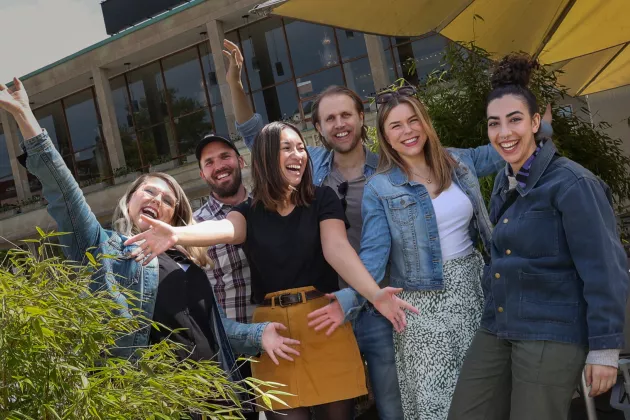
[
  {"x1": 448, "y1": 56, "x2": 628, "y2": 420},
  {"x1": 0, "y1": 78, "x2": 299, "y2": 388}
]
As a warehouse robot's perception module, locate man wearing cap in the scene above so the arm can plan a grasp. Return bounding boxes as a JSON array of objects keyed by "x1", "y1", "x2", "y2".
[{"x1": 193, "y1": 134, "x2": 258, "y2": 420}]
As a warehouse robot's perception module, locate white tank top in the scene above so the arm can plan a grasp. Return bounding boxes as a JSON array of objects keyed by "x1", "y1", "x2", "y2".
[{"x1": 431, "y1": 182, "x2": 474, "y2": 261}]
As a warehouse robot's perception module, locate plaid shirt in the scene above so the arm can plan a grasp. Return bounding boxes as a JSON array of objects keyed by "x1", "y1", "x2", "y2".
[{"x1": 193, "y1": 194, "x2": 255, "y2": 324}]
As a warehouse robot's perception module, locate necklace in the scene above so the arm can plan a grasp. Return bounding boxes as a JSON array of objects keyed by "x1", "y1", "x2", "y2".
[{"x1": 410, "y1": 169, "x2": 432, "y2": 184}]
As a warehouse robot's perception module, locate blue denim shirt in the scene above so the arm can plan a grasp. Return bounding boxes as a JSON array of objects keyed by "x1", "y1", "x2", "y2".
[
  {"x1": 21, "y1": 131, "x2": 267, "y2": 374},
  {"x1": 336, "y1": 145, "x2": 503, "y2": 318},
  {"x1": 483, "y1": 139, "x2": 628, "y2": 350},
  {"x1": 237, "y1": 113, "x2": 379, "y2": 184}
]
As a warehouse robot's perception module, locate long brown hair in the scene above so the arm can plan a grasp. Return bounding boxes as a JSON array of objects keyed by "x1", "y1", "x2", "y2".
[
  {"x1": 376, "y1": 95, "x2": 456, "y2": 194},
  {"x1": 311, "y1": 85, "x2": 369, "y2": 149},
  {"x1": 112, "y1": 172, "x2": 211, "y2": 268},
  {"x1": 251, "y1": 121, "x2": 315, "y2": 211}
]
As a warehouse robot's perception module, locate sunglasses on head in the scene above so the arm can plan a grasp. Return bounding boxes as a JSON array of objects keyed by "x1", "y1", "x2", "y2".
[{"x1": 375, "y1": 85, "x2": 418, "y2": 107}]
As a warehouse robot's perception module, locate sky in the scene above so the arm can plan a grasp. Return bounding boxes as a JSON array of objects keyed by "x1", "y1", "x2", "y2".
[{"x1": 0, "y1": 0, "x2": 107, "y2": 84}]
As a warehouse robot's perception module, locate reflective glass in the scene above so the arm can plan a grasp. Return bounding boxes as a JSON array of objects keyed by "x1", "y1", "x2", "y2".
[
  {"x1": 239, "y1": 18, "x2": 292, "y2": 91},
  {"x1": 64, "y1": 89, "x2": 104, "y2": 152},
  {"x1": 199, "y1": 46, "x2": 226, "y2": 103},
  {"x1": 296, "y1": 66, "x2": 344, "y2": 99},
  {"x1": 137, "y1": 124, "x2": 176, "y2": 168},
  {"x1": 252, "y1": 82, "x2": 300, "y2": 124},
  {"x1": 174, "y1": 108, "x2": 213, "y2": 156},
  {"x1": 343, "y1": 57, "x2": 375, "y2": 100},
  {"x1": 33, "y1": 102, "x2": 71, "y2": 155},
  {"x1": 0, "y1": 125, "x2": 17, "y2": 205},
  {"x1": 162, "y1": 47, "x2": 208, "y2": 117},
  {"x1": 126, "y1": 62, "x2": 169, "y2": 129},
  {"x1": 284, "y1": 20, "x2": 339, "y2": 76},
  {"x1": 74, "y1": 145, "x2": 111, "y2": 183},
  {"x1": 211, "y1": 104, "x2": 229, "y2": 138},
  {"x1": 335, "y1": 29, "x2": 367, "y2": 61}
]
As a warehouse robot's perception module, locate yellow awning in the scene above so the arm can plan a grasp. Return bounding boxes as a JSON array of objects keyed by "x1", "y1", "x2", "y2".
[{"x1": 252, "y1": 0, "x2": 630, "y2": 95}]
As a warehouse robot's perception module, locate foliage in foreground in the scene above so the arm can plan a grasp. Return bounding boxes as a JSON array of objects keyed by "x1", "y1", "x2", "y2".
[{"x1": 0, "y1": 231, "x2": 287, "y2": 419}]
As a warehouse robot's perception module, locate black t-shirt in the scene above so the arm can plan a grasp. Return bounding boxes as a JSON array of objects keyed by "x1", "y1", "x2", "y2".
[
  {"x1": 232, "y1": 186, "x2": 347, "y2": 303},
  {"x1": 150, "y1": 249, "x2": 220, "y2": 362}
]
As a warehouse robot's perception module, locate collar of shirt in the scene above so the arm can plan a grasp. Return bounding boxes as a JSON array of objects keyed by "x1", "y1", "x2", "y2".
[
  {"x1": 505, "y1": 138, "x2": 548, "y2": 190},
  {"x1": 196, "y1": 189, "x2": 250, "y2": 219},
  {"x1": 321, "y1": 145, "x2": 378, "y2": 176}
]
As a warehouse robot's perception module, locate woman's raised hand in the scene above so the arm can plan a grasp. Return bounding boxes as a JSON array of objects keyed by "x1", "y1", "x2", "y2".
[
  {"x1": 0, "y1": 78, "x2": 31, "y2": 116},
  {"x1": 124, "y1": 214, "x2": 178, "y2": 264}
]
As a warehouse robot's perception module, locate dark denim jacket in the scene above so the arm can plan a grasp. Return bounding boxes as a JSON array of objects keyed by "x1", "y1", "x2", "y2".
[
  {"x1": 21, "y1": 131, "x2": 266, "y2": 377},
  {"x1": 483, "y1": 139, "x2": 628, "y2": 350}
]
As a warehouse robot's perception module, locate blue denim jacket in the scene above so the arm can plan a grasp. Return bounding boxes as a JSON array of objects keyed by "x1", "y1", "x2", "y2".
[
  {"x1": 483, "y1": 139, "x2": 628, "y2": 350},
  {"x1": 336, "y1": 145, "x2": 503, "y2": 318},
  {"x1": 21, "y1": 131, "x2": 267, "y2": 374},
  {"x1": 237, "y1": 113, "x2": 379, "y2": 184}
]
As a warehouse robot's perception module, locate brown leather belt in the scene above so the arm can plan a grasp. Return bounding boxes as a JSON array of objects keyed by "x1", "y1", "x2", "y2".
[{"x1": 260, "y1": 290, "x2": 325, "y2": 307}]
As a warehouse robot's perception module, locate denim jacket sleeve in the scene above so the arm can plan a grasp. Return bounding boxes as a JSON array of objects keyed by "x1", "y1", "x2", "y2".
[
  {"x1": 236, "y1": 113, "x2": 265, "y2": 151},
  {"x1": 217, "y1": 302, "x2": 268, "y2": 356},
  {"x1": 21, "y1": 130, "x2": 108, "y2": 263},
  {"x1": 557, "y1": 177, "x2": 628, "y2": 350},
  {"x1": 334, "y1": 183, "x2": 392, "y2": 320}
]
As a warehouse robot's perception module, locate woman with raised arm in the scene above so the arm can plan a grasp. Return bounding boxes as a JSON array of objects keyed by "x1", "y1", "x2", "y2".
[
  {"x1": 126, "y1": 119, "x2": 417, "y2": 420},
  {"x1": 0, "y1": 78, "x2": 299, "y2": 417},
  {"x1": 448, "y1": 55, "x2": 628, "y2": 420}
]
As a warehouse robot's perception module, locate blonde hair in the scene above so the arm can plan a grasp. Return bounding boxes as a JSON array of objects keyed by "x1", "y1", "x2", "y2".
[
  {"x1": 112, "y1": 172, "x2": 211, "y2": 268},
  {"x1": 376, "y1": 95, "x2": 456, "y2": 194}
]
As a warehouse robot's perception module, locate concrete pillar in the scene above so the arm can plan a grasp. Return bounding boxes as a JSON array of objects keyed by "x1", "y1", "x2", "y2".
[
  {"x1": 0, "y1": 110, "x2": 31, "y2": 201},
  {"x1": 206, "y1": 19, "x2": 236, "y2": 136},
  {"x1": 91, "y1": 67, "x2": 126, "y2": 170},
  {"x1": 365, "y1": 34, "x2": 391, "y2": 91}
]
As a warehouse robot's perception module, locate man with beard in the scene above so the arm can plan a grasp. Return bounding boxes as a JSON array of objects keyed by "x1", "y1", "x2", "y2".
[
  {"x1": 193, "y1": 134, "x2": 259, "y2": 420},
  {"x1": 221, "y1": 40, "x2": 402, "y2": 419}
]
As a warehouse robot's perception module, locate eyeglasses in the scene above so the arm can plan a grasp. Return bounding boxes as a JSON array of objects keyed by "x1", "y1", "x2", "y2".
[
  {"x1": 337, "y1": 181, "x2": 349, "y2": 212},
  {"x1": 374, "y1": 84, "x2": 418, "y2": 108},
  {"x1": 141, "y1": 186, "x2": 178, "y2": 209}
]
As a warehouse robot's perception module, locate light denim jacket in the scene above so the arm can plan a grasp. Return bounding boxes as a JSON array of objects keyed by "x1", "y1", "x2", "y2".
[
  {"x1": 335, "y1": 145, "x2": 503, "y2": 318},
  {"x1": 21, "y1": 130, "x2": 267, "y2": 375},
  {"x1": 237, "y1": 113, "x2": 379, "y2": 184}
]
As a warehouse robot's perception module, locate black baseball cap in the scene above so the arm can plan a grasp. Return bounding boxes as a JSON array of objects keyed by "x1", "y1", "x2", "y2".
[{"x1": 195, "y1": 134, "x2": 240, "y2": 163}]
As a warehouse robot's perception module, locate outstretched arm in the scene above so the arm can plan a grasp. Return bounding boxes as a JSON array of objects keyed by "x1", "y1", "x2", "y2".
[{"x1": 223, "y1": 39, "x2": 254, "y2": 125}]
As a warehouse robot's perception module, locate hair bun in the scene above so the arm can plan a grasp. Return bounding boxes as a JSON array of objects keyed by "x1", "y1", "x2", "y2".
[{"x1": 491, "y1": 54, "x2": 539, "y2": 89}]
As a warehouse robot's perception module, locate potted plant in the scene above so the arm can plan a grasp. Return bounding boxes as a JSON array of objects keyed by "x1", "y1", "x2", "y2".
[
  {"x1": 80, "y1": 176, "x2": 107, "y2": 195},
  {"x1": 113, "y1": 166, "x2": 141, "y2": 186},
  {"x1": 0, "y1": 203, "x2": 18, "y2": 220},
  {"x1": 149, "y1": 155, "x2": 177, "y2": 172},
  {"x1": 17, "y1": 195, "x2": 44, "y2": 214}
]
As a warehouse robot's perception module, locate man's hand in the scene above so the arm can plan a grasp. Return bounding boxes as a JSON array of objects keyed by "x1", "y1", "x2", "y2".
[
  {"x1": 0, "y1": 78, "x2": 31, "y2": 116},
  {"x1": 585, "y1": 364, "x2": 618, "y2": 397},
  {"x1": 307, "y1": 293, "x2": 346, "y2": 336}
]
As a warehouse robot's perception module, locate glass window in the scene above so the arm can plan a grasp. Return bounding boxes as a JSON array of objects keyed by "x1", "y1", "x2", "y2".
[
  {"x1": 162, "y1": 47, "x2": 208, "y2": 117},
  {"x1": 252, "y1": 82, "x2": 300, "y2": 124},
  {"x1": 410, "y1": 35, "x2": 449, "y2": 83},
  {"x1": 110, "y1": 76, "x2": 134, "y2": 131},
  {"x1": 343, "y1": 57, "x2": 375, "y2": 100},
  {"x1": 137, "y1": 124, "x2": 176, "y2": 168},
  {"x1": 335, "y1": 29, "x2": 367, "y2": 61},
  {"x1": 211, "y1": 104, "x2": 229, "y2": 138},
  {"x1": 199, "y1": 47, "x2": 225, "y2": 103},
  {"x1": 74, "y1": 144, "x2": 111, "y2": 183},
  {"x1": 174, "y1": 108, "x2": 213, "y2": 156},
  {"x1": 284, "y1": 20, "x2": 339, "y2": 76},
  {"x1": 126, "y1": 62, "x2": 169, "y2": 129},
  {"x1": 33, "y1": 102, "x2": 72, "y2": 155},
  {"x1": 239, "y1": 18, "x2": 292, "y2": 91},
  {"x1": 393, "y1": 43, "x2": 417, "y2": 84},
  {"x1": 296, "y1": 66, "x2": 344, "y2": 99},
  {"x1": 0, "y1": 125, "x2": 17, "y2": 205},
  {"x1": 64, "y1": 89, "x2": 104, "y2": 153},
  {"x1": 121, "y1": 131, "x2": 142, "y2": 171}
]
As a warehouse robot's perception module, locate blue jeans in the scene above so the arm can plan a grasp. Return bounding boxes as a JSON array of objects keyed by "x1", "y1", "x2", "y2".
[{"x1": 353, "y1": 305, "x2": 403, "y2": 420}]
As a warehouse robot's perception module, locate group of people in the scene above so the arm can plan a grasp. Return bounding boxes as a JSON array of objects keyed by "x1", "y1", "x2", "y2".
[{"x1": 0, "y1": 38, "x2": 627, "y2": 420}]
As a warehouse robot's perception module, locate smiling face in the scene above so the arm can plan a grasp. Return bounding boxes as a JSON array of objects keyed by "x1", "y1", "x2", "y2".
[
  {"x1": 315, "y1": 93, "x2": 364, "y2": 154},
  {"x1": 382, "y1": 102, "x2": 428, "y2": 161},
  {"x1": 279, "y1": 127, "x2": 308, "y2": 188},
  {"x1": 127, "y1": 177, "x2": 178, "y2": 232},
  {"x1": 198, "y1": 141, "x2": 244, "y2": 199},
  {"x1": 487, "y1": 94, "x2": 541, "y2": 172}
]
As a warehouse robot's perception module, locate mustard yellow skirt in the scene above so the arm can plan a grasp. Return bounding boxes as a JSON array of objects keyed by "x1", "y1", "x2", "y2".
[{"x1": 252, "y1": 286, "x2": 367, "y2": 410}]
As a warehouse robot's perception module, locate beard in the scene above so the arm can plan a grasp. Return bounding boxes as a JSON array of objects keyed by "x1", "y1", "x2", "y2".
[
  {"x1": 325, "y1": 130, "x2": 362, "y2": 154},
  {"x1": 206, "y1": 167, "x2": 243, "y2": 198}
]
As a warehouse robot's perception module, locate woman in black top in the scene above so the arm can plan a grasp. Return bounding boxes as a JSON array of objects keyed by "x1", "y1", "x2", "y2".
[{"x1": 127, "y1": 121, "x2": 417, "y2": 419}]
